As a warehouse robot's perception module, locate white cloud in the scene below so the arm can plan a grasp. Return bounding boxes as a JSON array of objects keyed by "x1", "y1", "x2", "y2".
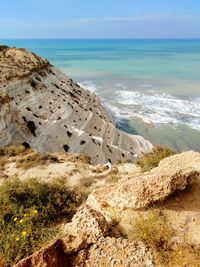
[
  {"x1": 70, "y1": 13, "x2": 200, "y2": 25},
  {"x1": 0, "y1": 13, "x2": 200, "y2": 38}
]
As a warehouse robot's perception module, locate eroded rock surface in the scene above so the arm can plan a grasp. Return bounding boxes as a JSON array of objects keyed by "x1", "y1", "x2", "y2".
[
  {"x1": 0, "y1": 46, "x2": 152, "y2": 164},
  {"x1": 87, "y1": 151, "x2": 200, "y2": 213},
  {"x1": 14, "y1": 205, "x2": 153, "y2": 267}
]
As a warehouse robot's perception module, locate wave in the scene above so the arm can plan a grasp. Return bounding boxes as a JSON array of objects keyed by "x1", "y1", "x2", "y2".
[
  {"x1": 112, "y1": 90, "x2": 200, "y2": 131},
  {"x1": 77, "y1": 80, "x2": 97, "y2": 93}
]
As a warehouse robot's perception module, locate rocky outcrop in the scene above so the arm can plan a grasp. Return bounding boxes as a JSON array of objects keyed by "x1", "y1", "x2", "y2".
[
  {"x1": 0, "y1": 47, "x2": 49, "y2": 83},
  {"x1": 0, "y1": 46, "x2": 152, "y2": 164},
  {"x1": 6, "y1": 150, "x2": 200, "y2": 266},
  {"x1": 87, "y1": 151, "x2": 200, "y2": 214},
  {"x1": 14, "y1": 205, "x2": 153, "y2": 267}
]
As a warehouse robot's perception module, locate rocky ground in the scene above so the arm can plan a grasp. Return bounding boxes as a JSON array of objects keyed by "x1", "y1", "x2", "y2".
[{"x1": 0, "y1": 147, "x2": 200, "y2": 266}]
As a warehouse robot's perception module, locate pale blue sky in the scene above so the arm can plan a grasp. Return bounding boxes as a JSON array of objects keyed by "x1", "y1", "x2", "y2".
[{"x1": 1, "y1": 0, "x2": 200, "y2": 38}]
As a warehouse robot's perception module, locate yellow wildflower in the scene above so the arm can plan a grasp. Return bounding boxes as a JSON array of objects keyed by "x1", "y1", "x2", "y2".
[
  {"x1": 21, "y1": 231, "x2": 27, "y2": 237},
  {"x1": 24, "y1": 214, "x2": 28, "y2": 217},
  {"x1": 13, "y1": 217, "x2": 18, "y2": 222},
  {"x1": 33, "y1": 209, "x2": 38, "y2": 214},
  {"x1": 15, "y1": 237, "x2": 20, "y2": 241},
  {"x1": 19, "y1": 219, "x2": 24, "y2": 223}
]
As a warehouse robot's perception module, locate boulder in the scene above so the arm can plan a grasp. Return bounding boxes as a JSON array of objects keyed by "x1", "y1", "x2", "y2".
[{"x1": 87, "y1": 151, "x2": 200, "y2": 213}]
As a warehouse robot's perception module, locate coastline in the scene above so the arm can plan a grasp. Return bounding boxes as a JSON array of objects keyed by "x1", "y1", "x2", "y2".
[
  {"x1": 117, "y1": 117, "x2": 200, "y2": 152},
  {"x1": 1, "y1": 39, "x2": 200, "y2": 152}
]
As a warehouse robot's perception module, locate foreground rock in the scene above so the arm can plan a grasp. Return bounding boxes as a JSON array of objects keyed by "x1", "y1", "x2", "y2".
[
  {"x1": 0, "y1": 46, "x2": 152, "y2": 164},
  {"x1": 14, "y1": 205, "x2": 153, "y2": 267},
  {"x1": 87, "y1": 151, "x2": 200, "y2": 213}
]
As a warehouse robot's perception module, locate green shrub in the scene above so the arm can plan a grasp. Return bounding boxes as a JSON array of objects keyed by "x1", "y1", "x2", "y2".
[
  {"x1": 0, "y1": 178, "x2": 84, "y2": 266},
  {"x1": 136, "y1": 145, "x2": 176, "y2": 172}
]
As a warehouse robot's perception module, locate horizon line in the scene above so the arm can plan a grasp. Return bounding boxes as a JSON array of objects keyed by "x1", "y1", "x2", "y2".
[{"x1": 1, "y1": 37, "x2": 200, "y2": 41}]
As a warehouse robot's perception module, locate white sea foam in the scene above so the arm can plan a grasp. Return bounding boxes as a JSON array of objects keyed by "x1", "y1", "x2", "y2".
[
  {"x1": 78, "y1": 80, "x2": 97, "y2": 93},
  {"x1": 112, "y1": 90, "x2": 200, "y2": 131}
]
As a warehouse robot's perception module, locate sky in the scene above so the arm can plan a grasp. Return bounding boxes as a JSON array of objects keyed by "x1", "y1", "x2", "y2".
[{"x1": 0, "y1": 0, "x2": 200, "y2": 38}]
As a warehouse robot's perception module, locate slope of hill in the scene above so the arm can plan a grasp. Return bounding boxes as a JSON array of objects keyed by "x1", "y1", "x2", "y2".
[{"x1": 0, "y1": 45, "x2": 152, "y2": 164}]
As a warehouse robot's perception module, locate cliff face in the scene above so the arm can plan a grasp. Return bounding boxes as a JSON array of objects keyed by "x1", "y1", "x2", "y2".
[{"x1": 0, "y1": 46, "x2": 152, "y2": 164}]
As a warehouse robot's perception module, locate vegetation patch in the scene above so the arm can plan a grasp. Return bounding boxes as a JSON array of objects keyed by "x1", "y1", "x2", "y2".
[
  {"x1": 0, "y1": 145, "x2": 30, "y2": 157},
  {"x1": 136, "y1": 145, "x2": 176, "y2": 172},
  {"x1": 0, "y1": 158, "x2": 7, "y2": 171},
  {"x1": 0, "y1": 145, "x2": 33, "y2": 170},
  {"x1": 16, "y1": 152, "x2": 60, "y2": 169},
  {"x1": 0, "y1": 178, "x2": 85, "y2": 266},
  {"x1": 106, "y1": 175, "x2": 120, "y2": 184},
  {"x1": 128, "y1": 210, "x2": 200, "y2": 266}
]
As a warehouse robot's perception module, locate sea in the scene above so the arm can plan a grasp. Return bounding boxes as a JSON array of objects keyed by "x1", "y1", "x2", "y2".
[{"x1": 1, "y1": 39, "x2": 200, "y2": 152}]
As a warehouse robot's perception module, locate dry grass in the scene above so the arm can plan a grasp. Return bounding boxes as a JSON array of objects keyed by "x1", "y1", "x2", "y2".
[
  {"x1": 136, "y1": 145, "x2": 176, "y2": 172},
  {"x1": 128, "y1": 209, "x2": 200, "y2": 266},
  {"x1": 0, "y1": 145, "x2": 33, "y2": 171},
  {"x1": 16, "y1": 152, "x2": 60, "y2": 169},
  {"x1": 106, "y1": 175, "x2": 120, "y2": 184},
  {"x1": 67, "y1": 154, "x2": 91, "y2": 164},
  {"x1": 0, "y1": 158, "x2": 7, "y2": 171},
  {"x1": 0, "y1": 145, "x2": 31, "y2": 157}
]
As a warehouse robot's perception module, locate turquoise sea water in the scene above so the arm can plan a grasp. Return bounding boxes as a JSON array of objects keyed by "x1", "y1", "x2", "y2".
[{"x1": 1, "y1": 39, "x2": 200, "y2": 151}]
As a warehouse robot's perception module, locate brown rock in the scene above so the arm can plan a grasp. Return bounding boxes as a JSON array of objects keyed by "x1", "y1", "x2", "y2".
[
  {"x1": 13, "y1": 240, "x2": 68, "y2": 267},
  {"x1": 85, "y1": 237, "x2": 153, "y2": 267},
  {"x1": 64, "y1": 204, "x2": 109, "y2": 244}
]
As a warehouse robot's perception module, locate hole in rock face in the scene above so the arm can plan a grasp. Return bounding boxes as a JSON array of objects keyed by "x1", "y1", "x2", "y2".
[
  {"x1": 30, "y1": 79, "x2": 37, "y2": 88},
  {"x1": 63, "y1": 144, "x2": 69, "y2": 152},
  {"x1": 80, "y1": 140, "x2": 86, "y2": 145},
  {"x1": 38, "y1": 71, "x2": 46, "y2": 77},
  {"x1": 26, "y1": 121, "x2": 37, "y2": 136},
  {"x1": 49, "y1": 69, "x2": 55, "y2": 75},
  {"x1": 22, "y1": 142, "x2": 30, "y2": 149},
  {"x1": 67, "y1": 131, "x2": 72, "y2": 137},
  {"x1": 35, "y1": 76, "x2": 41, "y2": 82},
  {"x1": 54, "y1": 84, "x2": 59, "y2": 89}
]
